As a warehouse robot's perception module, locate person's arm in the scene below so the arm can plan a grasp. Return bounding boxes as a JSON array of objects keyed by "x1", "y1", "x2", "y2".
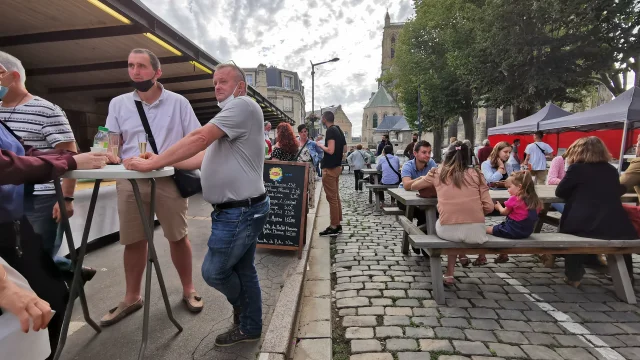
[
  {"x1": 481, "y1": 161, "x2": 503, "y2": 183},
  {"x1": 403, "y1": 143, "x2": 411, "y2": 158},
  {"x1": 620, "y1": 160, "x2": 640, "y2": 193},
  {"x1": 0, "y1": 149, "x2": 77, "y2": 185},
  {"x1": 547, "y1": 157, "x2": 564, "y2": 185},
  {"x1": 555, "y1": 165, "x2": 578, "y2": 199},
  {"x1": 0, "y1": 263, "x2": 53, "y2": 333},
  {"x1": 523, "y1": 145, "x2": 531, "y2": 165},
  {"x1": 318, "y1": 139, "x2": 336, "y2": 155}
]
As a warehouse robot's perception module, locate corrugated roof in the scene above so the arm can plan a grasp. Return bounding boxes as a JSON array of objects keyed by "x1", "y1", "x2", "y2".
[
  {"x1": 364, "y1": 86, "x2": 398, "y2": 109},
  {"x1": 374, "y1": 115, "x2": 410, "y2": 132}
]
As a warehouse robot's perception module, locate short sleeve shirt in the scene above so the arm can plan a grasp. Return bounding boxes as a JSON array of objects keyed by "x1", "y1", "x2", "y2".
[
  {"x1": 201, "y1": 96, "x2": 266, "y2": 204},
  {"x1": 399, "y1": 158, "x2": 437, "y2": 188},
  {"x1": 321, "y1": 125, "x2": 346, "y2": 169},
  {"x1": 105, "y1": 83, "x2": 201, "y2": 160},
  {"x1": 525, "y1": 141, "x2": 553, "y2": 171},
  {"x1": 2, "y1": 96, "x2": 75, "y2": 195},
  {"x1": 505, "y1": 196, "x2": 529, "y2": 222}
]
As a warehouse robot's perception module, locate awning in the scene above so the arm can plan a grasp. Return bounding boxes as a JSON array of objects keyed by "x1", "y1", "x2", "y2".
[
  {"x1": 538, "y1": 87, "x2": 640, "y2": 132},
  {"x1": 1, "y1": 0, "x2": 293, "y2": 126},
  {"x1": 487, "y1": 103, "x2": 571, "y2": 135}
]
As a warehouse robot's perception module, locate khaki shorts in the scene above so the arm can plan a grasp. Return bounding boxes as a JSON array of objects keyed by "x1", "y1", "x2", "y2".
[{"x1": 116, "y1": 177, "x2": 188, "y2": 245}]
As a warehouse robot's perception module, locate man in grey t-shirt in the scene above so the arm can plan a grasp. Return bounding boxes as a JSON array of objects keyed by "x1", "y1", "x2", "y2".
[{"x1": 124, "y1": 63, "x2": 269, "y2": 346}]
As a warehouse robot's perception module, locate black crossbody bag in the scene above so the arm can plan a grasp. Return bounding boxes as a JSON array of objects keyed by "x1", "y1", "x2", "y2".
[
  {"x1": 134, "y1": 101, "x2": 202, "y2": 198},
  {"x1": 384, "y1": 155, "x2": 402, "y2": 184}
]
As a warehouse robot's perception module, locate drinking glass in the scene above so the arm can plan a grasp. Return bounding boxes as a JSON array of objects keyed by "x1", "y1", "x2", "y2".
[
  {"x1": 108, "y1": 132, "x2": 121, "y2": 158},
  {"x1": 137, "y1": 133, "x2": 148, "y2": 156}
]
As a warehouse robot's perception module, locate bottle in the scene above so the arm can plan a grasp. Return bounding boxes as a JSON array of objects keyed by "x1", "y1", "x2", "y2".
[{"x1": 94, "y1": 126, "x2": 109, "y2": 149}]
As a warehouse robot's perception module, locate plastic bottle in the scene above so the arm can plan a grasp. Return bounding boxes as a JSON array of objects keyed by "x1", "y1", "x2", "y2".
[{"x1": 94, "y1": 126, "x2": 109, "y2": 149}]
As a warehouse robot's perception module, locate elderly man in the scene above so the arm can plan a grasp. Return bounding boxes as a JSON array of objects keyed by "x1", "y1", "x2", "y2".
[
  {"x1": 477, "y1": 139, "x2": 493, "y2": 164},
  {"x1": 100, "y1": 49, "x2": 203, "y2": 327},
  {"x1": 0, "y1": 51, "x2": 97, "y2": 281},
  {"x1": 124, "y1": 62, "x2": 269, "y2": 346}
]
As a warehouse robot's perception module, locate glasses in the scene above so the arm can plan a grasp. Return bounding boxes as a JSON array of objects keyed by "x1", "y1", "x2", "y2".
[{"x1": 223, "y1": 60, "x2": 246, "y2": 84}]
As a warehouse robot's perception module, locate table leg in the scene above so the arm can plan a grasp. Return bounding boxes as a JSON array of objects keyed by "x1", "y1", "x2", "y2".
[
  {"x1": 533, "y1": 204, "x2": 550, "y2": 233},
  {"x1": 606, "y1": 254, "x2": 637, "y2": 304},
  {"x1": 129, "y1": 179, "x2": 183, "y2": 360},
  {"x1": 52, "y1": 180, "x2": 102, "y2": 360},
  {"x1": 401, "y1": 205, "x2": 415, "y2": 255}
]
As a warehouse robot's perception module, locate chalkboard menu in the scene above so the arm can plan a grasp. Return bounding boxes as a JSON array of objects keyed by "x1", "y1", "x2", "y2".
[{"x1": 258, "y1": 160, "x2": 310, "y2": 258}]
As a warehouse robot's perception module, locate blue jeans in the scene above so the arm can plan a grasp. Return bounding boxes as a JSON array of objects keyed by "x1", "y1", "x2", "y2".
[
  {"x1": 201, "y1": 197, "x2": 270, "y2": 336},
  {"x1": 24, "y1": 194, "x2": 73, "y2": 271},
  {"x1": 551, "y1": 203, "x2": 565, "y2": 213}
]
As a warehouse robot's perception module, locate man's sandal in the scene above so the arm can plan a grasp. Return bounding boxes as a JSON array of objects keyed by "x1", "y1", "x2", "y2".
[
  {"x1": 494, "y1": 254, "x2": 510, "y2": 263},
  {"x1": 458, "y1": 256, "x2": 471, "y2": 268},
  {"x1": 183, "y1": 291, "x2": 204, "y2": 313},
  {"x1": 472, "y1": 256, "x2": 488, "y2": 266},
  {"x1": 100, "y1": 298, "x2": 143, "y2": 327}
]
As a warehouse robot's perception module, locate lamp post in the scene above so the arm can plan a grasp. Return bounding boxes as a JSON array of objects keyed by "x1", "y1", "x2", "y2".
[{"x1": 310, "y1": 57, "x2": 339, "y2": 137}]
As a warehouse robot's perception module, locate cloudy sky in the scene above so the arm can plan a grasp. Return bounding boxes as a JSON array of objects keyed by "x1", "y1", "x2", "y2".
[{"x1": 140, "y1": 0, "x2": 415, "y2": 136}]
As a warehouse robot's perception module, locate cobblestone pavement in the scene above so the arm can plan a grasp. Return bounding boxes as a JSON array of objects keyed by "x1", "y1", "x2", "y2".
[{"x1": 330, "y1": 171, "x2": 640, "y2": 360}]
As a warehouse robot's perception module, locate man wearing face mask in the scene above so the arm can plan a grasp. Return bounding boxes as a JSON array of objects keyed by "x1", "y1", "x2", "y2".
[
  {"x1": 123, "y1": 62, "x2": 270, "y2": 346},
  {"x1": 101, "y1": 49, "x2": 203, "y2": 327}
]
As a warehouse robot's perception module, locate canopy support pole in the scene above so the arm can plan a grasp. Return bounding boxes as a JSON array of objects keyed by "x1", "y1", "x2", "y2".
[{"x1": 618, "y1": 119, "x2": 629, "y2": 174}]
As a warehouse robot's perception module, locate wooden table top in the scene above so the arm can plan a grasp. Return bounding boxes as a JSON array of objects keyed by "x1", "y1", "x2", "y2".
[{"x1": 387, "y1": 185, "x2": 638, "y2": 206}]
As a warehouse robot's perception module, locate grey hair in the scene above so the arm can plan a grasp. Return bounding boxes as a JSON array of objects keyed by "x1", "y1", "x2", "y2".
[
  {"x1": 483, "y1": 139, "x2": 490, "y2": 146},
  {"x1": 264, "y1": 121, "x2": 271, "y2": 127},
  {"x1": 462, "y1": 139, "x2": 473, "y2": 148},
  {"x1": 0, "y1": 51, "x2": 26, "y2": 85},
  {"x1": 130, "y1": 48, "x2": 161, "y2": 71},
  {"x1": 215, "y1": 63, "x2": 246, "y2": 83}
]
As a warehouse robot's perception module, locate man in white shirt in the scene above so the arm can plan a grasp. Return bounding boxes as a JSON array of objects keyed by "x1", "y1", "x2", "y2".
[
  {"x1": 523, "y1": 131, "x2": 554, "y2": 184},
  {"x1": 101, "y1": 49, "x2": 203, "y2": 326}
]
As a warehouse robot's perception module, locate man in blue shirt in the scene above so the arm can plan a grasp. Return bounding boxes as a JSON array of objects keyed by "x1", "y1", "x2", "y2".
[
  {"x1": 400, "y1": 140, "x2": 437, "y2": 190},
  {"x1": 376, "y1": 145, "x2": 401, "y2": 207}
]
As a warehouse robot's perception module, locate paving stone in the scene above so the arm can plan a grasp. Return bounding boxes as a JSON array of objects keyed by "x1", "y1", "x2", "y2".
[
  {"x1": 520, "y1": 345, "x2": 563, "y2": 360},
  {"x1": 419, "y1": 339, "x2": 453, "y2": 352},
  {"x1": 575, "y1": 311, "x2": 615, "y2": 322},
  {"x1": 468, "y1": 308, "x2": 498, "y2": 319},
  {"x1": 407, "y1": 290, "x2": 432, "y2": 298},
  {"x1": 375, "y1": 326, "x2": 403, "y2": 338},
  {"x1": 359, "y1": 290, "x2": 383, "y2": 297},
  {"x1": 495, "y1": 309, "x2": 527, "y2": 321},
  {"x1": 440, "y1": 317, "x2": 470, "y2": 328},
  {"x1": 434, "y1": 327, "x2": 466, "y2": 340},
  {"x1": 584, "y1": 323, "x2": 627, "y2": 335},
  {"x1": 615, "y1": 322, "x2": 640, "y2": 334},
  {"x1": 438, "y1": 356, "x2": 471, "y2": 360},
  {"x1": 349, "y1": 353, "x2": 393, "y2": 360},
  {"x1": 530, "y1": 322, "x2": 564, "y2": 334},
  {"x1": 616, "y1": 334, "x2": 640, "y2": 346},
  {"x1": 524, "y1": 311, "x2": 555, "y2": 322},
  {"x1": 470, "y1": 357, "x2": 506, "y2": 360},
  {"x1": 358, "y1": 307, "x2": 385, "y2": 315},
  {"x1": 337, "y1": 297, "x2": 371, "y2": 308},
  {"x1": 470, "y1": 299, "x2": 501, "y2": 308},
  {"x1": 423, "y1": 300, "x2": 438, "y2": 308},
  {"x1": 351, "y1": 339, "x2": 383, "y2": 353},
  {"x1": 447, "y1": 299, "x2": 472, "y2": 308},
  {"x1": 365, "y1": 282, "x2": 386, "y2": 290},
  {"x1": 555, "y1": 347, "x2": 597, "y2": 360},
  {"x1": 387, "y1": 282, "x2": 411, "y2": 289},
  {"x1": 439, "y1": 307, "x2": 470, "y2": 318},
  {"x1": 384, "y1": 316, "x2": 411, "y2": 326},
  {"x1": 608, "y1": 311, "x2": 640, "y2": 323},
  {"x1": 395, "y1": 299, "x2": 420, "y2": 307},
  {"x1": 580, "y1": 303, "x2": 614, "y2": 312},
  {"x1": 614, "y1": 347, "x2": 640, "y2": 360},
  {"x1": 343, "y1": 316, "x2": 378, "y2": 327},
  {"x1": 524, "y1": 332, "x2": 559, "y2": 346},
  {"x1": 371, "y1": 298, "x2": 394, "y2": 306},
  {"x1": 464, "y1": 329, "x2": 497, "y2": 342},
  {"x1": 494, "y1": 330, "x2": 529, "y2": 344},
  {"x1": 346, "y1": 327, "x2": 375, "y2": 339},
  {"x1": 336, "y1": 290, "x2": 359, "y2": 299},
  {"x1": 499, "y1": 320, "x2": 533, "y2": 332},
  {"x1": 340, "y1": 308, "x2": 357, "y2": 316},
  {"x1": 336, "y1": 283, "x2": 364, "y2": 291},
  {"x1": 497, "y1": 300, "x2": 530, "y2": 310},
  {"x1": 405, "y1": 326, "x2": 435, "y2": 339},
  {"x1": 386, "y1": 338, "x2": 418, "y2": 351},
  {"x1": 397, "y1": 352, "x2": 428, "y2": 360},
  {"x1": 383, "y1": 290, "x2": 406, "y2": 298},
  {"x1": 487, "y1": 343, "x2": 527, "y2": 358},
  {"x1": 412, "y1": 307, "x2": 439, "y2": 317},
  {"x1": 596, "y1": 335, "x2": 626, "y2": 347},
  {"x1": 452, "y1": 341, "x2": 491, "y2": 356},
  {"x1": 412, "y1": 317, "x2": 439, "y2": 327},
  {"x1": 385, "y1": 307, "x2": 413, "y2": 316},
  {"x1": 470, "y1": 319, "x2": 501, "y2": 330},
  {"x1": 553, "y1": 335, "x2": 591, "y2": 347}
]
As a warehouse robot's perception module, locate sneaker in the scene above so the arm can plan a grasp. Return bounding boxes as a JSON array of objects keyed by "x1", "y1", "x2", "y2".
[
  {"x1": 319, "y1": 226, "x2": 342, "y2": 237},
  {"x1": 215, "y1": 327, "x2": 261, "y2": 347}
]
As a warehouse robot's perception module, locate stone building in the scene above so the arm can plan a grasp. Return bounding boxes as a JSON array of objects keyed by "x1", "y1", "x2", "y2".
[
  {"x1": 361, "y1": 86, "x2": 403, "y2": 147},
  {"x1": 380, "y1": 10, "x2": 404, "y2": 83},
  {"x1": 305, "y1": 105, "x2": 353, "y2": 143},
  {"x1": 243, "y1": 64, "x2": 306, "y2": 126}
]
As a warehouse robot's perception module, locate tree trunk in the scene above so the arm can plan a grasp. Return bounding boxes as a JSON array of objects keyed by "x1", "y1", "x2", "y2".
[
  {"x1": 432, "y1": 118, "x2": 445, "y2": 163},
  {"x1": 460, "y1": 107, "x2": 475, "y2": 145}
]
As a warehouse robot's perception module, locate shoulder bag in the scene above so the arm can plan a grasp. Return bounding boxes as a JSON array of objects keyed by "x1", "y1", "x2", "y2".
[
  {"x1": 384, "y1": 155, "x2": 402, "y2": 184},
  {"x1": 134, "y1": 101, "x2": 202, "y2": 198}
]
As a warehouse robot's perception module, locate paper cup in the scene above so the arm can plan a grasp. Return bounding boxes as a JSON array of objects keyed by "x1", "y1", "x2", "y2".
[{"x1": 90, "y1": 147, "x2": 107, "y2": 153}]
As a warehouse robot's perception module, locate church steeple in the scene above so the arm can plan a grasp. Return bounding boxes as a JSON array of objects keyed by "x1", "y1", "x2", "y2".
[{"x1": 384, "y1": 9, "x2": 390, "y2": 27}]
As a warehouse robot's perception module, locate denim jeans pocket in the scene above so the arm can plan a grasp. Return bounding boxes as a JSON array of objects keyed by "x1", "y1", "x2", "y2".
[
  {"x1": 209, "y1": 207, "x2": 244, "y2": 249},
  {"x1": 245, "y1": 199, "x2": 270, "y2": 244}
]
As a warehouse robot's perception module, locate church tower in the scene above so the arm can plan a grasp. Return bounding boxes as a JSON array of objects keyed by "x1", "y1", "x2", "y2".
[{"x1": 380, "y1": 10, "x2": 403, "y2": 82}]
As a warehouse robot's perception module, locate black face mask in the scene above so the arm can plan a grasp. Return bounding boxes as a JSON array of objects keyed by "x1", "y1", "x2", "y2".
[{"x1": 131, "y1": 78, "x2": 155, "y2": 92}]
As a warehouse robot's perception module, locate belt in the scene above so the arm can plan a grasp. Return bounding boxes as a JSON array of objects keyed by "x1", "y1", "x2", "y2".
[{"x1": 213, "y1": 193, "x2": 267, "y2": 211}]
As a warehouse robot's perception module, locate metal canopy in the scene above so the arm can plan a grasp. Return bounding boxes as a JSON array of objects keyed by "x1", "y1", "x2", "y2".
[{"x1": 1, "y1": 0, "x2": 293, "y2": 126}]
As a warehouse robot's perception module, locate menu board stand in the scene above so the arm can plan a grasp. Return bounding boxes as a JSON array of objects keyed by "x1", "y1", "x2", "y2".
[{"x1": 258, "y1": 160, "x2": 309, "y2": 258}]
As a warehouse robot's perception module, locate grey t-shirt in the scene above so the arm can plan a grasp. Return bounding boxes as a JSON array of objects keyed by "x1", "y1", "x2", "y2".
[{"x1": 201, "y1": 96, "x2": 266, "y2": 204}]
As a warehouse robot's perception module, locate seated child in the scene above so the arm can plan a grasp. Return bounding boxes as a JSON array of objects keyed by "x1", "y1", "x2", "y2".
[{"x1": 488, "y1": 171, "x2": 542, "y2": 239}]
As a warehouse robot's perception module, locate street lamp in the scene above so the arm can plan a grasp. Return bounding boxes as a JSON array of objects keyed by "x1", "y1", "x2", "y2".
[{"x1": 310, "y1": 57, "x2": 339, "y2": 137}]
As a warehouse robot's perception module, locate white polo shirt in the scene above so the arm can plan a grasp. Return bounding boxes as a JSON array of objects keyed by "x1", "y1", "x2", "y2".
[{"x1": 105, "y1": 83, "x2": 201, "y2": 160}]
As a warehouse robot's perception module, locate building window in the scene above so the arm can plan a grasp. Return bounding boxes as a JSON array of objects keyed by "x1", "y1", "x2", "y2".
[
  {"x1": 246, "y1": 73, "x2": 254, "y2": 86},
  {"x1": 283, "y1": 75, "x2": 293, "y2": 90},
  {"x1": 391, "y1": 35, "x2": 396, "y2": 44},
  {"x1": 283, "y1": 97, "x2": 293, "y2": 112},
  {"x1": 373, "y1": 113, "x2": 378, "y2": 128},
  {"x1": 391, "y1": 48, "x2": 395, "y2": 59}
]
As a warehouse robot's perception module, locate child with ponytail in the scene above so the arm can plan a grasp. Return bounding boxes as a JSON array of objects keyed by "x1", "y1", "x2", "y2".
[{"x1": 488, "y1": 170, "x2": 542, "y2": 239}]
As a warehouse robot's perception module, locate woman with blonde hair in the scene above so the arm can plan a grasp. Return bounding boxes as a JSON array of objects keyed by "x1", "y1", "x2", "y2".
[
  {"x1": 481, "y1": 141, "x2": 516, "y2": 186},
  {"x1": 557, "y1": 136, "x2": 636, "y2": 286}
]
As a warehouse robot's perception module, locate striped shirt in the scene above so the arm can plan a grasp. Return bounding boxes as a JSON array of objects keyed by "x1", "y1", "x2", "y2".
[{"x1": 0, "y1": 96, "x2": 75, "y2": 195}]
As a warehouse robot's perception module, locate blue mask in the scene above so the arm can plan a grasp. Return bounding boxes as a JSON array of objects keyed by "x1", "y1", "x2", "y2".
[{"x1": 0, "y1": 86, "x2": 8, "y2": 100}]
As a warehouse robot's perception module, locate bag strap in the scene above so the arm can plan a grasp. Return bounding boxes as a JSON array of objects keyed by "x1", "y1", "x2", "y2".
[
  {"x1": 534, "y1": 142, "x2": 546, "y2": 155},
  {"x1": 359, "y1": 150, "x2": 367, "y2": 163},
  {"x1": 134, "y1": 100, "x2": 159, "y2": 154},
  {"x1": 296, "y1": 139, "x2": 309, "y2": 160},
  {"x1": 384, "y1": 155, "x2": 402, "y2": 182},
  {"x1": 0, "y1": 120, "x2": 22, "y2": 143}
]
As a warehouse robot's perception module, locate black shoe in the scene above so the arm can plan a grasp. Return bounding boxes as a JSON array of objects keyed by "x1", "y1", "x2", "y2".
[
  {"x1": 233, "y1": 306, "x2": 242, "y2": 325},
  {"x1": 319, "y1": 226, "x2": 341, "y2": 237},
  {"x1": 81, "y1": 267, "x2": 97, "y2": 282},
  {"x1": 215, "y1": 327, "x2": 261, "y2": 347}
]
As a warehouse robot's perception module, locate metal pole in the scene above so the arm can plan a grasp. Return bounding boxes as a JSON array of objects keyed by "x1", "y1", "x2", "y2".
[
  {"x1": 618, "y1": 119, "x2": 630, "y2": 174},
  {"x1": 311, "y1": 61, "x2": 315, "y2": 139}
]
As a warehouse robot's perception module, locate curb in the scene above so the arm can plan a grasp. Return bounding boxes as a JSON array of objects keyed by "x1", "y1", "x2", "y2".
[{"x1": 259, "y1": 184, "x2": 323, "y2": 358}]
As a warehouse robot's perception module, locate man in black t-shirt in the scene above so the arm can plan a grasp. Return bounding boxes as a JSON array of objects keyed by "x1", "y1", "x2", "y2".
[{"x1": 318, "y1": 111, "x2": 347, "y2": 236}]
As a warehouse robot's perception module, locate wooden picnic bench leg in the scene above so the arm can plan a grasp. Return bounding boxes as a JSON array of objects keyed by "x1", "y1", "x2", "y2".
[
  {"x1": 369, "y1": 188, "x2": 373, "y2": 204},
  {"x1": 533, "y1": 203, "x2": 551, "y2": 233},
  {"x1": 607, "y1": 254, "x2": 637, "y2": 304},
  {"x1": 425, "y1": 206, "x2": 437, "y2": 235},
  {"x1": 427, "y1": 249, "x2": 445, "y2": 304},
  {"x1": 374, "y1": 190, "x2": 380, "y2": 212},
  {"x1": 401, "y1": 205, "x2": 415, "y2": 255}
]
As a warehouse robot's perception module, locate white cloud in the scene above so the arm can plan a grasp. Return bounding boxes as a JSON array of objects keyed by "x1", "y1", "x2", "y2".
[{"x1": 141, "y1": 0, "x2": 414, "y2": 135}]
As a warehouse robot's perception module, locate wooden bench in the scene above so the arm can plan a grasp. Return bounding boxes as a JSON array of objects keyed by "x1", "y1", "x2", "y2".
[
  {"x1": 365, "y1": 184, "x2": 397, "y2": 211},
  {"x1": 383, "y1": 206, "x2": 404, "y2": 221},
  {"x1": 341, "y1": 162, "x2": 351, "y2": 173},
  {"x1": 400, "y1": 216, "x2": 640, "y2": 306}
]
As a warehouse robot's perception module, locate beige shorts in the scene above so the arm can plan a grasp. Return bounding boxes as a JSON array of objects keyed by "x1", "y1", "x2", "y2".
[{"x1": 116, "y1": 177, "x2": 188, "y2": 245}]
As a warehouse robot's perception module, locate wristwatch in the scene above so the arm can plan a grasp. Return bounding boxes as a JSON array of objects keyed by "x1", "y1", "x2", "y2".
[{"x1": 64, "y1": 196, "x2": 75, "y2": 202}]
